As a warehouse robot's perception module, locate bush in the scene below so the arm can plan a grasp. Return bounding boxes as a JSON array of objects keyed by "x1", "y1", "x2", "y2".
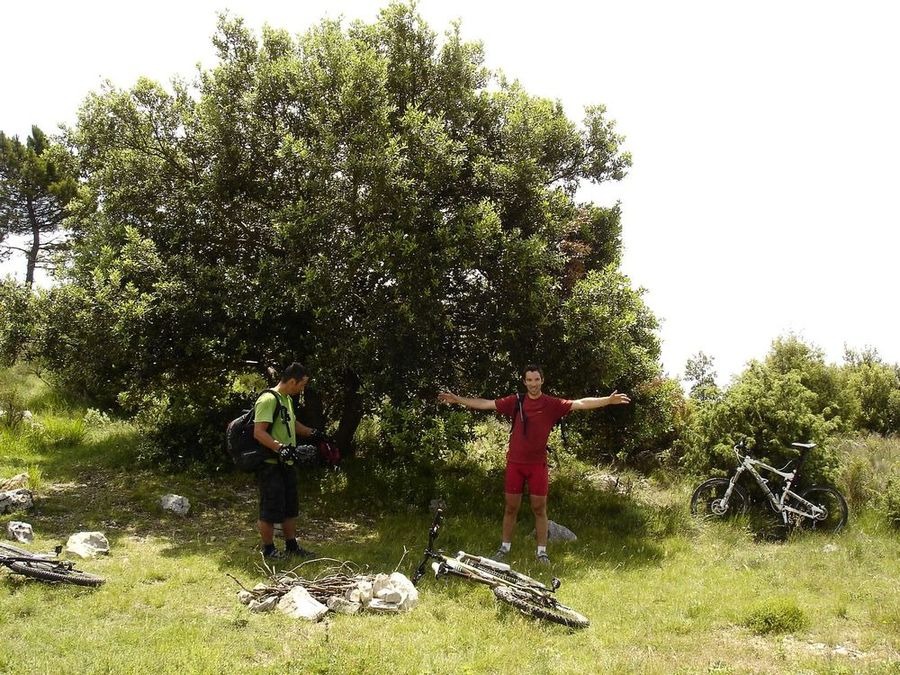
[
  {"x1": 27, "y1": 416, "x2": 86, "y2": 449},
  {"x1": 678, "y1": 337, "x2": 846, "y2": 483},
  {"x1": 0, "y1": 387, "x2": 28, "y2": 429},
  {"x1": 354, "y1": 400, "x2": 475, "y2": 508},
  {"x1": 882, "y1": 475, "x2": 900, "y2": 529},
  {"x1": 743, "y1": 598, "x2": 809, "y2": 635},
  {"x1": 0, "y1": 280, "x2": 35, "y2": 367}
]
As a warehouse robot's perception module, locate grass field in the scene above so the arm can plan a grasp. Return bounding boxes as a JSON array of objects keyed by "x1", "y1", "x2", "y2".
[{"x1": 1, "y1": 367, "x2": 898, "y2": 674}]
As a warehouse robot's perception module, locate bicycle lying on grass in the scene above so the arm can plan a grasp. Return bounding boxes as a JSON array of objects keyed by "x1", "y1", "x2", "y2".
[
  {"x1": 690, "y1": 440, "x2": 848, "y2": 532},
  {"x1": 411, "y1": 509, "x2": 589, "y2": 628},
  {"x1": 0, "y1": 542, "x2": 105, "y2": 587}
]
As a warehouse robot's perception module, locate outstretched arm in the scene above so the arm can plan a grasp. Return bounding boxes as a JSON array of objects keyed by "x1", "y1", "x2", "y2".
[
  {"x1": 438, "y1": 392, "x2": 497, "y2": 411},
  {"x1": 570, "y1": 390, "x2": 631, "y2": 411}
]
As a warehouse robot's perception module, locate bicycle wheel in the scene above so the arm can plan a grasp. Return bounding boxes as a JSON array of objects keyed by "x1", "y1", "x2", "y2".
[
  {"x1": 493, "y1": 585, "x2": 589, "y2": 629},
  {"x1": 797, "y1": 486, "x2": 848, "y2": 533},
  {"x1": 8, "y1": 559, "x2": 105, "y2": 587},
  {"x1": 690, "y1": 478, "x2": 748, "y2": 520}
]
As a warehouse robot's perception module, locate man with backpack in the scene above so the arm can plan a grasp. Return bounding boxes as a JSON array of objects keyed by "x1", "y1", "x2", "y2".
[
  {"x1": 253, "y1": 362, "x2": 327, "y2": 560},
  {"x1": 439, "y1": 364, "x2": 630, "y2": 564}
]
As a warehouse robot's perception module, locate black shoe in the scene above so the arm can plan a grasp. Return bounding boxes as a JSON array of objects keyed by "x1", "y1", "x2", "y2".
[
  {"x1": 263, "y1": 547, "x2": 285, "y2": 560},
  {"x1": 285, "y1": 545, "x2": 316, "y2": 559},
  {"x1": 536, "y1": 552, "x2": 551, "y2": 565},
  {"x1": 491, "y1": 547, "x2": 509, "y2": 562}
]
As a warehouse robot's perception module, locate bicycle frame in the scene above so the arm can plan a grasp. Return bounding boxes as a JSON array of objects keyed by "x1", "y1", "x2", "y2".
[
  {"x1": 721, "y1": 450, "x2": 826, "y2": 525},
  {"x1": 412, "y1": 510, "x2": 559, "y2": 595}
]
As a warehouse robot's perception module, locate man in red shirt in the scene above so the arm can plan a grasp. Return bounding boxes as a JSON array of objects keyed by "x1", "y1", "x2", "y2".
[{"x1": 439, "y1": 364, "x2": 630, "y2": 564}]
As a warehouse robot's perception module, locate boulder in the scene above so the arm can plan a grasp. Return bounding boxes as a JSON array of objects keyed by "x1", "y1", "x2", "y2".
[
  {"x1": 368, "y1": 572, "x2": 418, "y2": 611},
  {"x1": 249, "y1": 596, "x2": 279, "y2": 613},
  {"x1": 65, "y1": 531, "x2": 110, "y2": 558},
  {"x1": 6, "y1": 521, "x2": 34, "y2": 544},
  {"x1": 326, "y1": 596, "x2": 361, "y2": 614},
  {"x1": 531, "y1": 520, "x2": 577, "y2": 542},
  {"x1": 278, "y1": 587, "x2": 328, "y2": 621},
  {"x1": 0, "y1": 473, "x2": 29, "y2": 491},
  {"x1": 237, "y1": 590, "x2": 254, "y2": 605},
  {"x1": 348, "y1": 578, "x2": 373, "y2": 605},
  {"x1": 0, "y1": 488, "x2": 34, "y2": 514},
  {"x1": 159, "y1": 494, "x2": 190, "y2": 516}
]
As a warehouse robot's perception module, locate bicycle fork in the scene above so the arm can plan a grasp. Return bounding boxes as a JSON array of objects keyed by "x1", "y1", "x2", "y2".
[{"x1": 717, "y1": 466, "x2": 745, "y2": 513}]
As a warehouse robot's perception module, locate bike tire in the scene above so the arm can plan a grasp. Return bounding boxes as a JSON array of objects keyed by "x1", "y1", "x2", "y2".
[
  {"x1": 690, "y1": 478, "x2": 748, "y2": 519},
  {"x1": 493, "y1": 585, "x2": 589, "y2": 629},
  {"x1": 8, "y1": 560, "x2": 105, "y2": 587},
  {"x1": 797, "y1": 486, "x2": 848, "y2": 533}
]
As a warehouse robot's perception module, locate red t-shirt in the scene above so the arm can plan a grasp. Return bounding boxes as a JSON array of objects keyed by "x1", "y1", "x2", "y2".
[{"x1": 495, "y1": 393, "x2": 573, "y2": 464}]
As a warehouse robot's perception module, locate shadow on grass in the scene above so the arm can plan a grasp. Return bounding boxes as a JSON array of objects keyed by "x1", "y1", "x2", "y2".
[{"x1": 7, "y1": 431, "x2": 681, "y2": 590}]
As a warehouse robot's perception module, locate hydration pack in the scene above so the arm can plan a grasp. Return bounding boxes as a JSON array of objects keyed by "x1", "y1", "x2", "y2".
[{"x1": 225, "y1": 389, "x2": 290, "y2": 471}]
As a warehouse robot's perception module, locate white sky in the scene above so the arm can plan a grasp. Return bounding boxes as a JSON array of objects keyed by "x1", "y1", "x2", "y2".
[{"x1": 2, "y1": 0, "x2": 899, "y2": 385}]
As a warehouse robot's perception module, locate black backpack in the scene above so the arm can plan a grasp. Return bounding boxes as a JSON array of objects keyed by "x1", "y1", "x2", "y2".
[{"x1": 225, "y1": 389, "x2": 291, "y2": 471}]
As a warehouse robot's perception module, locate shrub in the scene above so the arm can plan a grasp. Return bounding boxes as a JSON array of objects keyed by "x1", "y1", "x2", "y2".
[
  {"x1": 678, "y1": 337, "x2": 846, "y2": 483},
  {"x1": 0, "y1": 387, "x2": 27, "y2": 429},
  {"x1": 882, "y1": 475, "x2": 900, "y2": 529},
  {"x1": 743, "y1": 598, "x2": 809, "y2": 635},
  {"x1": 27, "y1": 416, "x2": 86, "y2": 449}
]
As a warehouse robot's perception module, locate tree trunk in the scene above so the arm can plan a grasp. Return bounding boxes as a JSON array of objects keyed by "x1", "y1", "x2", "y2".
[
  {"x1": 335, "y1": 369, "x2": 364, "y2": 457},
  {"x1": 25, "y1": 196, "x2": 39, "y2": 287}
]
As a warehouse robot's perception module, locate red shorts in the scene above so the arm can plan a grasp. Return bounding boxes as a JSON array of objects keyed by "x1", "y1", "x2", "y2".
[{"x1": 504, "y1": 462, "x2": 549, "y2": 497}]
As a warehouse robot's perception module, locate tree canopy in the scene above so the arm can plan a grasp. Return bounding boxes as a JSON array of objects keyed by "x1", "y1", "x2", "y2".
[
  {"x1": 0, "y1": 126, "x2": 76, "y2": 285},
  {"x1": 28, "y1": 3, "x2": 672, "y2": 464}
]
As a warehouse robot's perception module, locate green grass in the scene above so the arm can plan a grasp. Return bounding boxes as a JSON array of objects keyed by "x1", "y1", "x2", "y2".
[{"x1": 1, "y1": 370, "x2": 899, "y2": 674}]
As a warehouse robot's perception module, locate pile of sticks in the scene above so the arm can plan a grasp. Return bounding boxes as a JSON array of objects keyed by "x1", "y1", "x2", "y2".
[{"x1": 228, "y1": 557, "x2": 371, "y2": 604}]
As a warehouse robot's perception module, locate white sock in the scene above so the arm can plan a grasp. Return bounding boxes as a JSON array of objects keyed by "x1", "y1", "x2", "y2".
[
  {"x1": 500, "y1": 542, "x2": 511, "y2": 552},
  {"x1": 537, "y1": 546, "x2": 547, "y2": 556}
]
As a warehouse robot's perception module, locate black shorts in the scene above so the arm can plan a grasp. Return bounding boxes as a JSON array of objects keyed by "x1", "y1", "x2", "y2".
[{"x1": 256, "y1": 462, "x2": 299, "y2": 524}]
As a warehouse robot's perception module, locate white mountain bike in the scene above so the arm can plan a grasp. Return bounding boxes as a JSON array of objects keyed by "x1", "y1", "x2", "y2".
[
  {"x1": 690, "y1": 440, "x2": 848, "y2": 532},
  {"x1": 411, "y1": 509, "x2": 589, "y2": 628}
]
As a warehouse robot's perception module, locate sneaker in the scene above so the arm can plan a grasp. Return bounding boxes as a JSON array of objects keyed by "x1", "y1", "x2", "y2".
[
  {"x1": 263, "y1": 547, "x2": 285, "y2": 560},
  {"x1": 536, "y1": 552, "x2": 551, "y2": 565},
  {"x1": 285, "y1": 545, "x2": 316, "y2": 559},
  {"x1": 491, "y1": 547, "x2": 508, "y2": 563}
]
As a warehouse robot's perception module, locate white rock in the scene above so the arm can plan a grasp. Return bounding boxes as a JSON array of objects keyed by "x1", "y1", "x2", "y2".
[
  {"x1": 0, "y1": 473, "x2": 29, "y2": 491},
  {"x1": 159, "y1": 494, "x2": 190, "y2": 515},
  {"x1": 388, "y1": 572, "x2": 419, "y2": 611},
  {"x1": 249, "y1": 596, "x2": 279, "y2": 613},
  {"x1": 6, "y1": 521, "x2": 34, "y2": 543},
  {"x1": 530, "y1": 520, "x2": 578, "y2": 542},
  {"x1": 0, "y1": 489, "x2": 34, "y2": 514},
  {"x1": 22, "y1": 410, "x2": 33, "y2": 422},
  {"x1": 372, "y1": 573, "x2": 391, "y2": 594},
  {"x1": 252, "y1": 583, "x2": 269, "y2": 592},
  {"x1": 327, "y1": 596, "x2": 361, "y2": 614},
  {"x1": 65, "y1": 531, "x2": 110, "y2": 558},
  {"x1": 822, "y1": 543, "x2": 839, "y2": 553},
  {"x1": 278, "y1": 587, "x2": 328, "y2": 621},
  {"x1": 237, "y1": 590, "x2": 254, "y2": 605},
  {"x1": 367, "y1": 599, "x2": 402, "y2": 612},
  {"x1": 354, "y1": 579, "x2": 373, "y2": 604},
  {"x1": 376, "y1": 588, "x2": 403, "y2": 603}
]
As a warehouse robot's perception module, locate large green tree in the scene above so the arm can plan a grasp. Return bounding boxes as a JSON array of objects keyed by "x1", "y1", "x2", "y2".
[
  {"x1": 40, "y1": 3, "x2": 667, "y2": 463},
  {"x1": 0, "y1": 127, "x2": 76, "y2": 286}
]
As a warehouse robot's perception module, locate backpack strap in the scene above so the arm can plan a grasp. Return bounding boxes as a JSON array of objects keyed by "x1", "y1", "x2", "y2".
[
  {"x1": 256, "y1": 389, "x2": 292, "y2": 438},
  {"x1": 509, "y1": 392, "x2": 527, "y2": 437}
]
